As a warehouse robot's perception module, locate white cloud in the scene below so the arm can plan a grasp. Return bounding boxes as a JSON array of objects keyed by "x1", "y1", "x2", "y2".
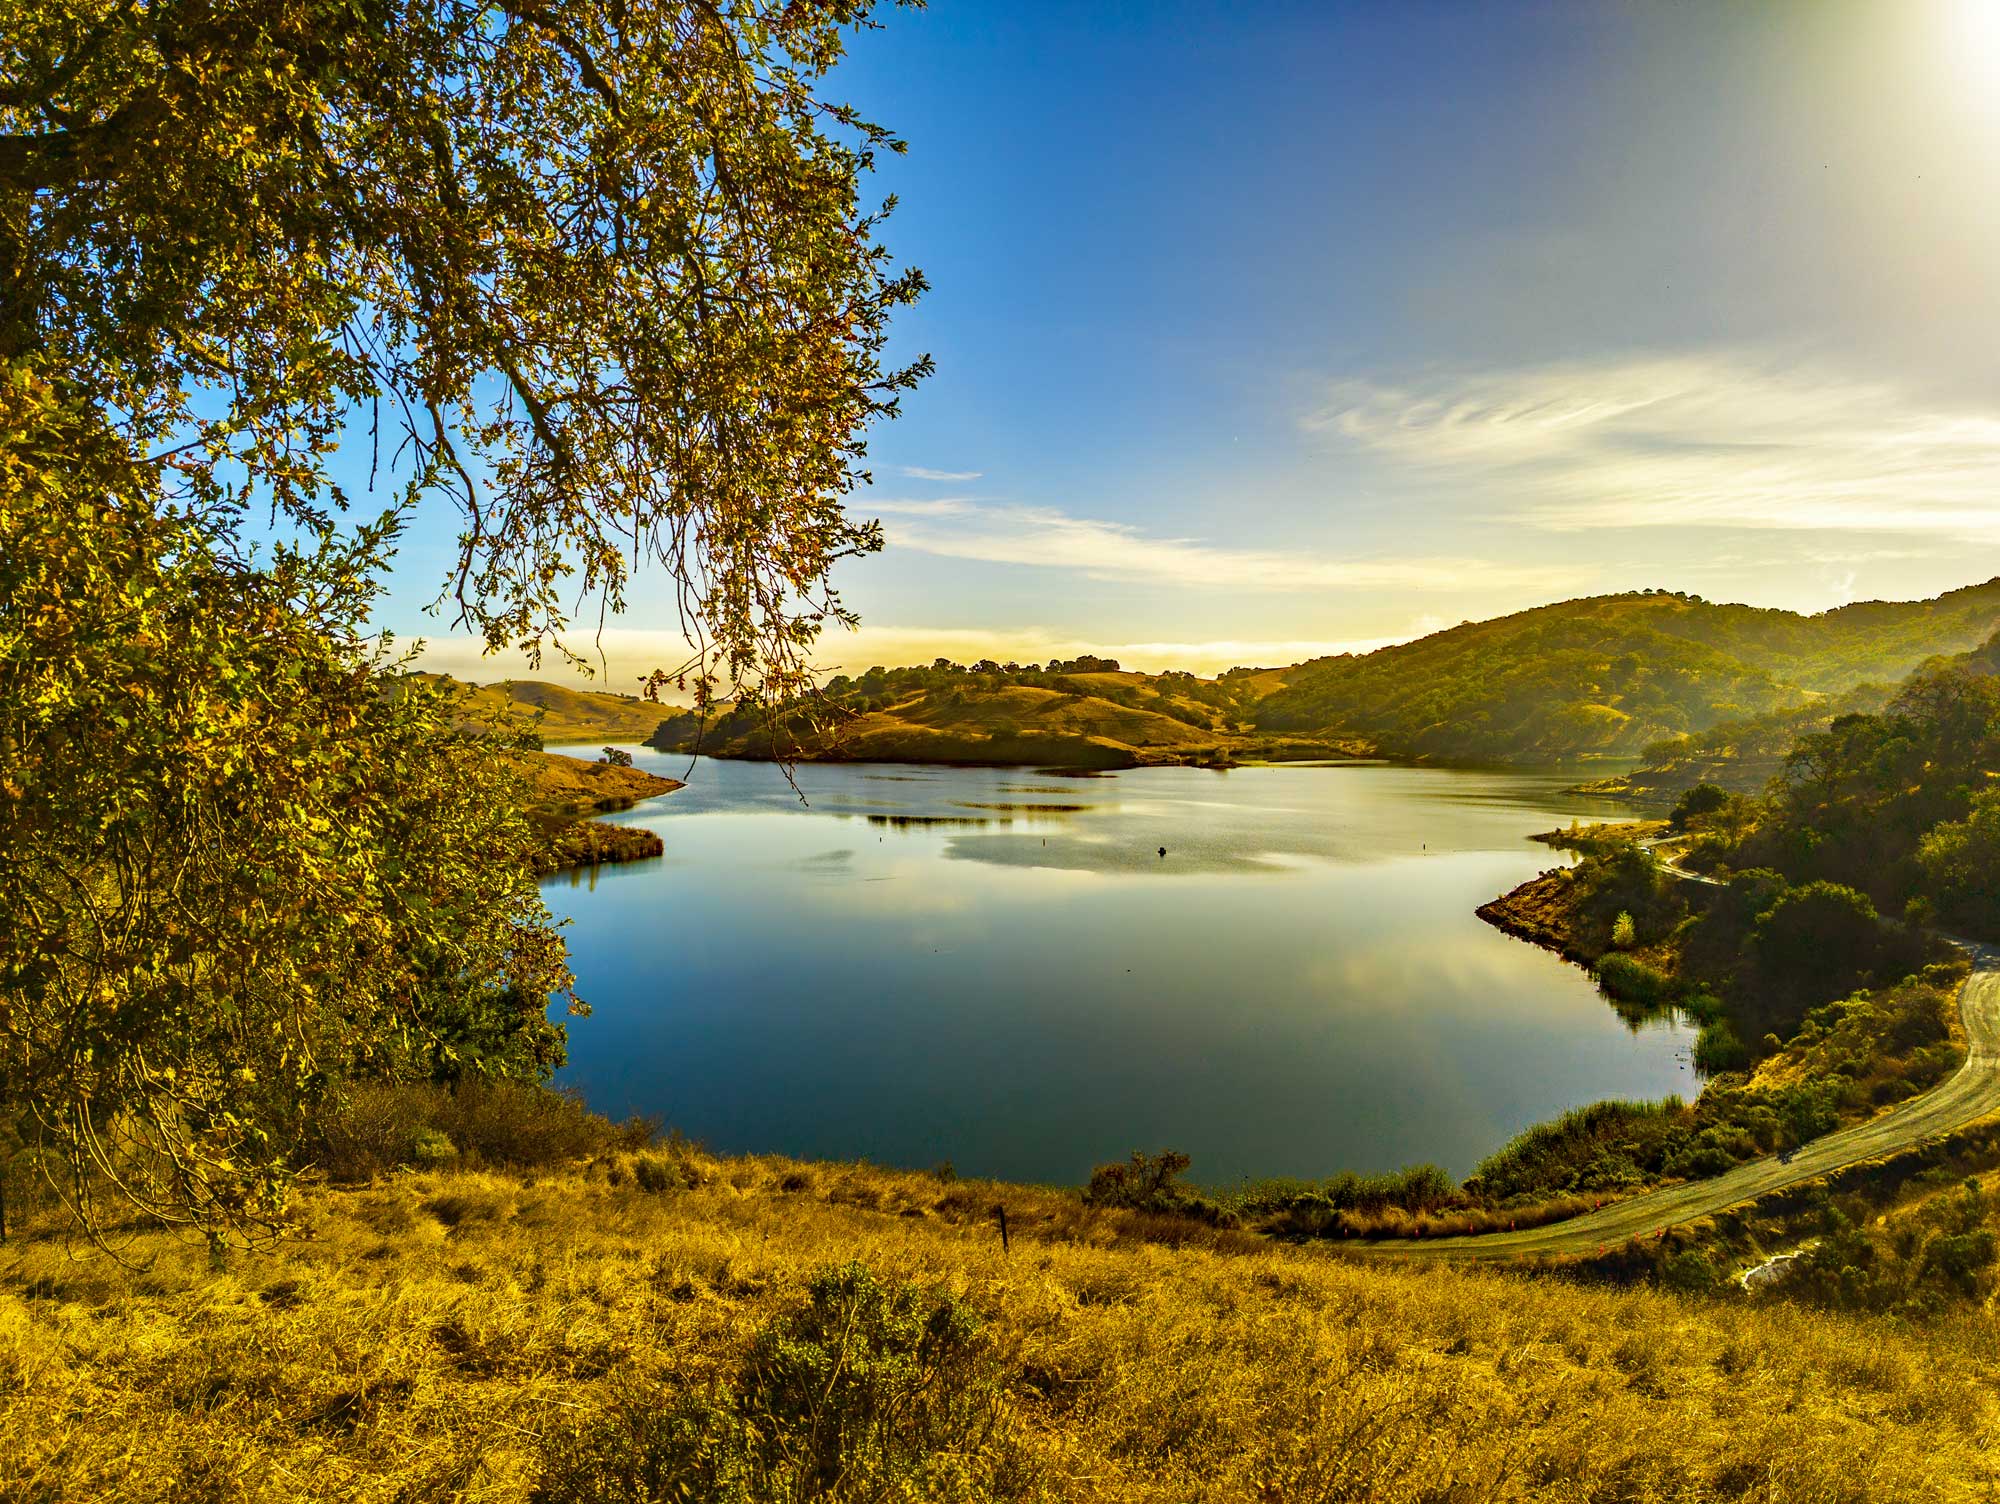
[
  {"x1": 900, "y1": 465, "x2": 985, "y2": 482},
  {"x1": 1309, "y1": 354, "x2": 2000, "y2": 539},
  {"x1": 864, "y1": 497, "x2": 1577, "y2": 595}
]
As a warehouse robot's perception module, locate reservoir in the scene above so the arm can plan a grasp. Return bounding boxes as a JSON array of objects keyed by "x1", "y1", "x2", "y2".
[{"x1": 542, "y1": 751, "x2": 1690, "y2": 1186}]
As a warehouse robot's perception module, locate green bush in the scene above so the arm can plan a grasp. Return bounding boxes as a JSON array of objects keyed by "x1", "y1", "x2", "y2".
[
  {"x1": 1784, "y1": 1187, "x2": 2000, "y2": 1315},
  {"x1": 1692, "y1": 1019, "x2": 1750, "y2": 1074},
  {"x1": 1467, "y1": 1098, "x2": 1688, "y2": 1202},
  {"x1": 411, "y1": 1128, "x2": 458, "y2": 1169},
  {"x1": 1752, "y1": 882, "x2": 1924, "y2": 1013},
  {"x1": 1234, "y1": 1163, "x2": 1461, "y2": 1239},
  {"x1": 1235, "y1": 1164, "x2": 1456, "y2": 1220},
  {"x1": 1594, "y1": 954, "x2": 1677, "y2": 1009},
  {"x1": 1918, "y1": 790, "x2": 2000, "y2": 939},
  {"x1": 533, "y1": 1263, "x2": 1027, "y2": 1504},
  {"x1": 1084, "y1": 1150, "x2": 1192, "y2": 1212}
]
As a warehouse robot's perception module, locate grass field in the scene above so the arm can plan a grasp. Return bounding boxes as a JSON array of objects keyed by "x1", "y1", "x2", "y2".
[
  {"x1": 6, "y1": 1148, "x2": 1997, "y2": 1502},
  {"x1": 417, "y1": 673, "x2": 682, "y2": 743}
]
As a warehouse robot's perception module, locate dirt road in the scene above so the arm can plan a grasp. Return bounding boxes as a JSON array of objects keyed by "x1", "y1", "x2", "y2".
[{"x1": 1373, "y1": 941, "x2": 2000, "y2": 1259}]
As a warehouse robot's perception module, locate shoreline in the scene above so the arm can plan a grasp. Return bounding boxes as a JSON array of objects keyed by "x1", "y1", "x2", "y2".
[{"x1": 523, "y1": 750, "x2": 683, "y2": 873}]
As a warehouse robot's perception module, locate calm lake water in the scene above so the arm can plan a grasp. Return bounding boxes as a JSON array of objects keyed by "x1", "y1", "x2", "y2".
[{"x1": 541, "y1": 750, "x2": 1691, "y2": 1186}]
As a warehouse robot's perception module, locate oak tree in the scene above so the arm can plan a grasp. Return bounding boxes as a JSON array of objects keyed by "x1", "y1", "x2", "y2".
[{"x1": 1, "y1": 0, "x2": 924, "y2": 1237}]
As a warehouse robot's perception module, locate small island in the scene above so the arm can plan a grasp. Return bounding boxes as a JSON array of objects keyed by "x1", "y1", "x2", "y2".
[{"x1": 517, "y1": 750, "x2": 682, "y2": 874}]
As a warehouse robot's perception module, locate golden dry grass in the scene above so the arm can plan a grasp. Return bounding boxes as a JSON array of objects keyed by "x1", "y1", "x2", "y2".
[
  {"x1": 4, "y1": 1150, "x2": 1998, "y2": 1502},
  {"x1": 455, "y1": 677, "x2": 679, "y2": 742}
]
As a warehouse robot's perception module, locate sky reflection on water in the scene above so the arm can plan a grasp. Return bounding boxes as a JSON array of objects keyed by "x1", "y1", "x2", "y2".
[{"x1": 542, "y1": 752, "x2": 1691, "y2": 1185}]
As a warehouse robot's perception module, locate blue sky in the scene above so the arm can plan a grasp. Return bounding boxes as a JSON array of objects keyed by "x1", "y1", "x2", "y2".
[{"x1": 398, "y1": 0, "x2": 2000, "y2": 684}]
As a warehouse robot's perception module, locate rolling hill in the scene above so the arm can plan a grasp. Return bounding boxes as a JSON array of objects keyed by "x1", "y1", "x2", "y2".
[
  {"x1": 645, "y1": 579, "x2": 2000, "y2": 771},
  {"x1": 10, "y1": 1143, "x2": 1995, "y2": 1502},
  {"x1": 645, "y1": 661, "x2": 1356, "y2": 767},
  {"x1": 416, "y1": 673, "x2": 682, "y2": 743},
  {"x1": 1252, "y1": 580, "x2": 2000, "y2": 765}
]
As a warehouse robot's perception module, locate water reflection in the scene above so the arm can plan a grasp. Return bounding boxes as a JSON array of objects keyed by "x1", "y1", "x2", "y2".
[
  {"x1": 541, "y1": 752, "x2": 1691, "y2": 1184},
  {"x1": 952, "y1": 801, "x2": 1093, "y2": 813},
  {"x1": 865, "y1": 814, "x2": 999, "y2": 830}
]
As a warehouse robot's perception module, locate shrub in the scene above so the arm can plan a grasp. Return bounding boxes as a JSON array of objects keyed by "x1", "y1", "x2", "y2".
[
  {"x1": 445, "y1": 1079, "x2": 637, "y2": 1166},
  {"x1": 533, "y1": 1262, "x2": 1025, "y2": 1504},
  {"x1": 1610, "y1": 910, "x2": 1637, "y2": 949},
  {"x1": 316, "y1": 1084, "x2": 431, "y2": 1181},
  {"x1": 1467, "y1": 1098, "x2": 1688, "y2": 1203},
  {"x1": 1236, "y1": 1164, "x2": 1459, "y2": 1239},
  {"x1": 1785, "y1": 1186, "x2": 2000, "y2": 1314},
  {"x1": 1693, "y1": 1019, "x2": 1750, "y2": 1074},
  {"x1": 1569, "y1": 844, "x2": 1684, "y2": 952},
  {"x1": 1084, "y1": 1150, "x2": 1192, "y2": 1212},
  {"x1": 1918, "y1": 790, "x2": 2000, "y2": 938},
  {"x1": 315, "y1": 1080, "x2": 636, "y2": 1180},
  {"x1": 632, "y1": 1153, "x2": 685, "y2": 1194},
  {"x1": 1778, "y1": 1081, "x2": 1843, "y2": 1145},
  {"x1": 1659, "y1": 1249, "x2": 1725, "y2": 1293},
  {"x1": 1752, "y1": 882, "x2": 1924, "y2": 1012},
  {"x1": 411, "y1": 1128, "x2": 458, "y2": 1169},
  {"x1": 1594, "y1": 953, "x2": 1676, "y2": 1009}
]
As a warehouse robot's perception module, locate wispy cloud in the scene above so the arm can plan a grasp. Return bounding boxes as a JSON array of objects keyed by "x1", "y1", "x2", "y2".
[
  {"x1": 1308, "y1": 355, "x2": 2000, "y2": 539},
  {"x1": 865, "y1": 498, "x2": 1577, "y2": 595},
  {"x1": 900, "y1": 465, "x2": 985, "y2": 482}
]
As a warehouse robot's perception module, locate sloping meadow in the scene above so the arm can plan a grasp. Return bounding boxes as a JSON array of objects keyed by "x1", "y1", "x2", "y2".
[{"x1": 3, "y1": 1152, "x2": 1995, "y2": 1502}]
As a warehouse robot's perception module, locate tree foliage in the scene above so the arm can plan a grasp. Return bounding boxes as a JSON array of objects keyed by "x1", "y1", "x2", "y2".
[
  {"x1": 1, "y1": 372, "x2": 573, "y2": 1241},
  {"x1": 1733, "y1": 662, "x2": 2000, "y2": 922},
  {"x1": 2, "y1": 0, "x2": 927, "y2": 702},
  {"x1": 3, "y1": 0, "x2": 925, "y2": 1238},
  {"x1": 1917, "y1": 790, "x2": 2000, "y2": 937}
]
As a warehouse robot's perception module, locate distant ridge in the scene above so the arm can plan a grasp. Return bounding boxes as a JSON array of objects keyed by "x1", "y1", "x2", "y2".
[
  {"x1": 638, "y1": 576, "x2": 2000, "y2": 771},
  {"x1": 1254, "y1": 578, "x2": 2000, "y2": 764}
]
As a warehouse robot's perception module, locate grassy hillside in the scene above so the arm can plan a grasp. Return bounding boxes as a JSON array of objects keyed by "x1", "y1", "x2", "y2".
[
  {"x1": 1253, "y1": 580, "x2": 2000, "y2": 765},
  {"x1": 6, "y1": 1145, "x2": 1997, "y2": 1502},
  {"x1": 417, "y1": 672, "x2": 682, "y2": 743},
  {"x1": 648, "y1": 660, "x2": 1359, "y2": 768},
  {"x1": 515, "y1": 750, "x2": 679, "y2": 818}
]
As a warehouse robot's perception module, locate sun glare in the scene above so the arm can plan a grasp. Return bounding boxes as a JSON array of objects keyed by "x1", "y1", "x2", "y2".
[
  {"x1": 1948, "y1": 0, "x2": 2000, "y2": 53},
  {"x1": 1942, "y1": 0, "x2": 2000, "y2": 107}
]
